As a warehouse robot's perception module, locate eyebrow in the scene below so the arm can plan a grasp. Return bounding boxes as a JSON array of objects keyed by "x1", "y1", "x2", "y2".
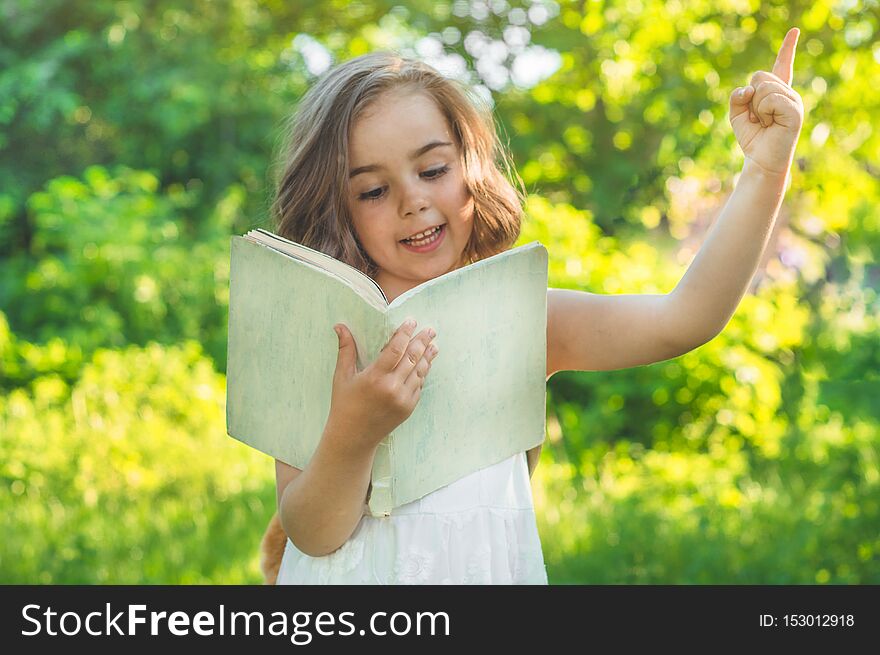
[{"x1": 348, "y1": 140, "x2": 453, "y2": 179}]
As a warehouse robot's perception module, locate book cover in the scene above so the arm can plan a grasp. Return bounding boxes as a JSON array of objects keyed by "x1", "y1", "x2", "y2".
[{"x1": 226, "y1": 230, "x2": 548, "y2": 517}]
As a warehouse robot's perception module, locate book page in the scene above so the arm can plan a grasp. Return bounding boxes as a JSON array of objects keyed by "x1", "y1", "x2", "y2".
[
  {"x1": 376, "y1": 241, "x2": 548, "y2": 513},
  {"x1": 226, "y1": 236, "x2": 387, "y2": 468},
  {"x1": 246, "y1": 229, "x2": 387, "y2": 309}
]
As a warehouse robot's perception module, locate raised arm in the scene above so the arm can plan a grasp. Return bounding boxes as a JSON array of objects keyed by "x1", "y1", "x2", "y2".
[{"x1": 546, "y1": 28, "x2": 804, "y2": 376}]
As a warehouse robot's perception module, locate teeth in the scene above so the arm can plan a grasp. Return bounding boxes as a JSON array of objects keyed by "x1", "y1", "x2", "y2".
[
  {"x1": 406, "y1": 226, "x2": 439, "y2": 240},
  {"x1": 403, "y1": 225, "x2": 442, "y2": 247},
  {"x1": 403, "y1": 226, "x2": 441, "y2": 243}
]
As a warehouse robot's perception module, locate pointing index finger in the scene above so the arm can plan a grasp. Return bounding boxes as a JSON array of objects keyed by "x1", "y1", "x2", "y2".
[{"x1": 772, "y1": 27, "x2": 800, "y2": 86}]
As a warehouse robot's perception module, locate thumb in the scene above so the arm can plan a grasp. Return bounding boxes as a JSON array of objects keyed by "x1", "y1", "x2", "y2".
[
  {"x1": 332, "y1": 323, "x2": 357, "y2": 380},
  {"x1": 729, "y1": 85, "x2": 754, "y2": 122}
]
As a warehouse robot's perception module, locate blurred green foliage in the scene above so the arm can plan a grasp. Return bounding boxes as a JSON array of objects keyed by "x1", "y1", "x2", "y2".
[
  {"x1": 1, "y1": 0, "x2": 877, "y2": 583},
  {"x1": 0, "y1": 324, "x2": 271, "y2": 583}
]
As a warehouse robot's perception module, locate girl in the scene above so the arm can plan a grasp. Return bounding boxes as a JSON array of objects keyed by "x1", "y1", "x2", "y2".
[{"x1": 261, "y1": 27, "x2": 804, "y2": 584}]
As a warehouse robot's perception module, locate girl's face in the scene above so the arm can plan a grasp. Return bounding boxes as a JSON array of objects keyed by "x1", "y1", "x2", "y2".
[{"x1": 346, "y1": 90, "x2": 475, "y2": 302}]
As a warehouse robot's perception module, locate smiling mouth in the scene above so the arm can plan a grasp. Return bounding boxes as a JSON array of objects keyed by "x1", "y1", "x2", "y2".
[{"x1": 399, "y1": 224, "x2": 444, "y2": 245}]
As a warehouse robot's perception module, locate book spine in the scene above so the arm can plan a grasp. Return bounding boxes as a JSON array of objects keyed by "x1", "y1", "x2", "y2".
[
  {"x1": 368, "y1": 435, "x2": 393, "y2": 517},
  {"x1": 366, "y1": 313, "x2": 394, "y2": 517}
]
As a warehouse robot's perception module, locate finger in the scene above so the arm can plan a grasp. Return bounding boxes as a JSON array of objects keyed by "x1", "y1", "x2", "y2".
[
  {"x1": 393, "y1": 327, "x2": 435, "y2": 379},
  {"x1": 747, "y1": 71, "x2": 783, "y2": 124},
  {"x1": 751, "y1": 80, "x2": 800, "y2": 126},
  {"x1": 753, "y1": 80, "x2": 800, "y2": 104},
  {"x1": 747, "y1": 74, "x2": 798, "y2": 126},
  {"x1": 332, "y1": 323, "x2": 357, "y2": 380},
  {"x1": 771, "y1": 27, "x2": 799, "y2": 86},
  {"x1": 406, "y1": 344, "x2": 438, "y2": 396},
  {"x1": 729, "y1": 85, "x2": 755, "y2": 122},
  {"x1": 755, "y1": 91, "x2": 803, "y2": 130},
  {"x1": 749, "y1": 70, "x2": 788, "y2": 89},
  {"x1": 376, "y1": 318, "x2": 417, "y2": 371}
]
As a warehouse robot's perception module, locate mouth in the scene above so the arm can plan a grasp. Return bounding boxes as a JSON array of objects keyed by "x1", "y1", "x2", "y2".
[
  {"x1": 399, "y1": 224, "x2": 444, "y2": 245},
  {"x1": 399, "y1": 224, "x2": 446, "y2": 253}
]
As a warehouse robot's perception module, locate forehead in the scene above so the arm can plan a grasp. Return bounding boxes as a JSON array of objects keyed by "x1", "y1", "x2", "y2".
[{"x1": 348, "y1": 91, "x2": 454, "y2": 158}]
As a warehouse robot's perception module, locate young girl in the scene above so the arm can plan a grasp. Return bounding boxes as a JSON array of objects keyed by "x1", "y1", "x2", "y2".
[{"x1": 261, "y1": 28, "x2": 804, "y2": 584}]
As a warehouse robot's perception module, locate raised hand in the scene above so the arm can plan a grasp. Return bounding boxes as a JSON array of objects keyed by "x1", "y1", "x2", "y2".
[{"x1": 729, "y1": 27, "x2": 805, "y2": 178}]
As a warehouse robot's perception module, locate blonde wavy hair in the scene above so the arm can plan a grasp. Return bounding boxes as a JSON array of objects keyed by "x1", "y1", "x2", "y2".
[{"x1": 271, "y1": 50, "x2": 526, "y2": 279}]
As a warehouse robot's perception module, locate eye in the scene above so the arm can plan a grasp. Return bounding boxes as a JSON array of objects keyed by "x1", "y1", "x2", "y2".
[
  {"x1": 422, "y1": 165, "x2": 450, "y2": 180},
  {"x1": 360, "y1": 187, "x2": 384, "y2": 202},
  {"x1": 358, "y1": 165, "x2": 450, "y2": 203}
]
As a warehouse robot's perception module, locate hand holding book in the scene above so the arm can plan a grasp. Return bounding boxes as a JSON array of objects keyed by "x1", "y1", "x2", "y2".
[
  {"x1": 327, "y1": 319, "x2": 439, "y2": 452},
  {"x1": 226, "y1": 230, "x2": 548, "y2": 516}
]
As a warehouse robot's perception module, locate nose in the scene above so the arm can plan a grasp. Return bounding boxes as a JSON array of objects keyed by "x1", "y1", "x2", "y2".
[{"x1": 400, "y1": 179, "x2": 429, "y2": 217}]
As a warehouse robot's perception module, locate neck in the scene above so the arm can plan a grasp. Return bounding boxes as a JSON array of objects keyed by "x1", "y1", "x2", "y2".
[
  {"x1": 375, "y1": 254, "x2": 472, "y2": 304},
  {"x1": 376, "y1": 274, "x2": 419, "y2": 305}
]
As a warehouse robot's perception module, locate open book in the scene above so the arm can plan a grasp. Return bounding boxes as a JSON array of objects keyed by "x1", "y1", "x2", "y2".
[{"x1": 226, "y1": 228, "x2": 548, "y2": 517}]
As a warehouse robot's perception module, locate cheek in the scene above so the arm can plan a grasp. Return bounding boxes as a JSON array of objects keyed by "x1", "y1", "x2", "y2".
[
  {"x1": 458, "y1": 194, "x2": 475, "y2": 223},
  {"x1": 353, "y1": 214, "x2": 397, "y2": 262},
  {"x1": 350, "y1": 215, "x2": 382, "y2": 258},
  {"x1": 448, "y1": 179, "x2": 474, "y2": 221},
  {"x1": 349, "y1": 215, "x2": 368, "y2": 246},
  {"x1": 351, "y1": 207, "x2": 379, "y2": 237}
]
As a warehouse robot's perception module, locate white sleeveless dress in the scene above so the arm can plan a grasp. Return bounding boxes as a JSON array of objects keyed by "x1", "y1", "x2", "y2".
[{"x1": 275, "y1": 451, "x2": 548, "y2": 584}]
